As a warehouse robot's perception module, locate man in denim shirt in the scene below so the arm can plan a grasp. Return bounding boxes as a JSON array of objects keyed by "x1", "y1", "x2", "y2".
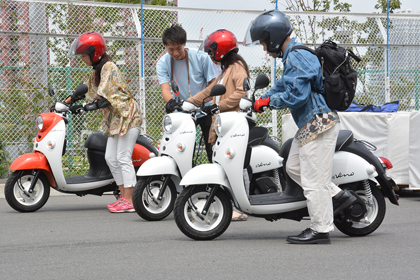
[{"x1": 245, "y1": 10, "x2": 356, "y2": 244}]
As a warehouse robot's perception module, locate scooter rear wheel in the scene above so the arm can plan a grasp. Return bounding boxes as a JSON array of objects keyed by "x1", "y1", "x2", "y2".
[
  {"x1": 174, "y1": 185, "x2": 232, "y2": 240},
  {"x1": 334, "y1": 182, "x2": 385, "y2": 236},
  {"x1": 5, "y1": 170, "x2": 51, "y2": 212},
  {"x1": 132, "y1": 176, "x2": 177, "y2": 221}
]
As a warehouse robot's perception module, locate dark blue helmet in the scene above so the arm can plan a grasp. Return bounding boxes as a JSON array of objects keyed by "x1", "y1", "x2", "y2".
[{"x1": 244, "y1": 10, "x2": 293, "y2": 57}]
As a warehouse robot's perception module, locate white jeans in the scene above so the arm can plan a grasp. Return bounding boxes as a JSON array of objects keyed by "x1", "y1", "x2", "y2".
[
  {"x1": 105, "y1": 127, "x2": 139, "y2": 188},
  {"x1": 286, "y1": 124, "x2": 342, "y2": 233}
]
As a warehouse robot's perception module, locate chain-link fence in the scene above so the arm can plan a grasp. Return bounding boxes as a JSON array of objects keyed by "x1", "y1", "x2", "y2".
[{"x1": 1, "y1": 0, "x2": 420, "y2": 177}]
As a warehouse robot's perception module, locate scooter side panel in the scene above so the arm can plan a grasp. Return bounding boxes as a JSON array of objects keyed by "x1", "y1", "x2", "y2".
[
  {"x1": 250, "y1": 201, "x2": 307, "y2": 215},
  {"x1": 180, "y1": 164, "x2": 231, "y2": 188},
  {"x1": 249, "y1": 145, "x2": 283, "y2": 174},
  {"x1": 132, "y1": 144, "x2": 153, "y2": 168},
  {"x1": 332, "y1": 151, "x2": 378, "y2": 185}
]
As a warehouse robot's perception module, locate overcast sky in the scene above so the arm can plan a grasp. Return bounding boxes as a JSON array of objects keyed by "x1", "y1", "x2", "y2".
[{"x1": 178, "y1": 0, "x2": 419, "y2": 13}]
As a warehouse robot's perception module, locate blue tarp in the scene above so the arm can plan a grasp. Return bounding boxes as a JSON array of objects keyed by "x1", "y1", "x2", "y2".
[{"x1": 344, "y1": 100, "x2": 399, "y2": 112}]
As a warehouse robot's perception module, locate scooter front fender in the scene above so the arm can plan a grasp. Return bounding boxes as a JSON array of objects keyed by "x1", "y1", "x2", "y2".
[
  {"x1": 10, "y1": 152, "x2": 51, "y2": 172},
  {"x1": 9, "y1": 152, "x2": 56, "y2": 187},
  {"x1": 180, "y1": 164, "x2": 231, "y2": 188},
  {"x1": 136, "y1": 156, "x2": 180, "y2": 183}
]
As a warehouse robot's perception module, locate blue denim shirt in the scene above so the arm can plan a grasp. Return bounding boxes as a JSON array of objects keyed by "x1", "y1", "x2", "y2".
[{"x1": 262, "y1": 38, "x2": 332, "y2": 129}]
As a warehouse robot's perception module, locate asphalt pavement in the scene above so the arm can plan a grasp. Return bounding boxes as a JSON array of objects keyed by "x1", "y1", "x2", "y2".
[{"x1": 1, "y1": 189, "x2": 420, "y2": 280}]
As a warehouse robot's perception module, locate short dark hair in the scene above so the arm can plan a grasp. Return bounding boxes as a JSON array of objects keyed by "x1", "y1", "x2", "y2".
[{"x1": 162, "y1": 25, "x2": 187, "y2": 46}]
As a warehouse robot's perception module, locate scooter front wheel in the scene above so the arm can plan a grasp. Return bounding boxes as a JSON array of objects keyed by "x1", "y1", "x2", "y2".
[
  {"x1": 174, "y1": 185, "x2": 232, "y2": 240},
  {"x1": 132, "y1": 176, "x2": 177, "y2": 221},
  {"x1": 4, "y1": 170, "x2": 51, "y2": 212}
]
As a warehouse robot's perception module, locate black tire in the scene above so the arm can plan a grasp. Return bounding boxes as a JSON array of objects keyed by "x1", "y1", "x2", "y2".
[
  {"x1": 4, "y1": 170, "x2": 51, "y2": 212},
  {"x1": 132, "y1": 176, "x2": 177, "y2": 221},
  {"x1": 174, "y1": 185, "x2": 232, "y2": 240},
  {"x1": 334, "y1": 182, "x2": 386, "y2": 236}
]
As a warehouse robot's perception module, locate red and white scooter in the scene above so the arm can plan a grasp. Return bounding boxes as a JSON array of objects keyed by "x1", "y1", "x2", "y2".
[{"x1": 4, "y1": 84, "x2": 157, "y2": 212}]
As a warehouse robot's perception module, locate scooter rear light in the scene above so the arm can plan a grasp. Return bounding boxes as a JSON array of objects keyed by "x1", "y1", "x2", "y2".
[{"x1": 379, "y1": 157, "x2": 393, "y2": 170}]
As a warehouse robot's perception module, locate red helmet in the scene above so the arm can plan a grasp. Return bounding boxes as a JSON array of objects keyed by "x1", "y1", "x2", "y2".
[
  {"x1": 199, "y1": 29, "x2": 239, "y2": 62},
  {"x1": 68, "y1": 31, "x2": 106, "y2": 62}
]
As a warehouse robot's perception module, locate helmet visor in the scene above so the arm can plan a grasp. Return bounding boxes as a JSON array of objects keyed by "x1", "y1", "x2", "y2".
[
  {"x1": 67, "y1": 39, "x2": 78, "y2": 58},
  {"x1": 243, "y1": 20, "x2": 259, "y2": 46},
  {"x1": 199, "y1": 35, "x2": 216, "y2": 58},
  {"x1": 198, "y1": 36, "x2": 207, "y2": 52},
  {"x1": 67, "y1": 38, "x2": 91, "y2": 58}
]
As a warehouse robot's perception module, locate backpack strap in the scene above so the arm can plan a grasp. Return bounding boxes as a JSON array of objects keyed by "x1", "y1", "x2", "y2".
[
  {"x1": 291, "y1": 45, "x2": 316, "y2": 55},
  {"x1": 290, "y1": 45, "x2": 323, "y2": 95}
]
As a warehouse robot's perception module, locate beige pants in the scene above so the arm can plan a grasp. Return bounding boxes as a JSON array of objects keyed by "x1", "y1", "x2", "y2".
[{"x1": 286, "y1": 124, "x2": 342, "y2": 233}]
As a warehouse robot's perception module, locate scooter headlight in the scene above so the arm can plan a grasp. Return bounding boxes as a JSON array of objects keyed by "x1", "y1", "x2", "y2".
[
  {"x1": 36, "y1": 115, "x2": 43, "y2": 131},
  {"x1": 163, "y1": 115, "x2": 173, "y2": 133},
  {"x1": 215, "y1": 115, "x2": 222, "y2": 136}
]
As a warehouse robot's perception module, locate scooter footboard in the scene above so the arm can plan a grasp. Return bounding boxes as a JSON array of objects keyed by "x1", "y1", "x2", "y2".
[{"x1": 180, "y1": 164, "x2": 231, "y2": 188}]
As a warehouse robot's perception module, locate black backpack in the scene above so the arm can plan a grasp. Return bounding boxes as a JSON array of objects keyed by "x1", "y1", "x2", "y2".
[{"x1": 292, "y1": 40, "x2": 361, "y2": 111}]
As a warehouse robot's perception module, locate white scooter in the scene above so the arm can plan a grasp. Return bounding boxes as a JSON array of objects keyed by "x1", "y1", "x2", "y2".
[
  {"x1": 5, "y1": 84, "x2": 157, "y2": 212},
  {"x1": 173, "y1": 74, "x2": 399, "y2": 240},
  {"x1": 132, "y1": 81, "x2": 210, "y2": 221}
]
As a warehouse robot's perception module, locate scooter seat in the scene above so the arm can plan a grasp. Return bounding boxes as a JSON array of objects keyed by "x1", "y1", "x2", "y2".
[
  {"x1": 279, "y1": 130, "x2": 354, "y2": 161},
  {"x1": 336, "y1": 130, "x2": 353, "y2": 151},
  {"x1": 249, "y1": 127, "x2": 268, "y2": 147},
  {"x1": 84, "y1": 132, "x2": 108, "y2": 151},
  {"x1": 84, "y1": 132, "x2": 158, "y2": 155}
]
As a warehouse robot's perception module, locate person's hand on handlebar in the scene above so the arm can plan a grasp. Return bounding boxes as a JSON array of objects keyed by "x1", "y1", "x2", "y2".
[
  {"x1": 165, "y1": 99, "x2": 181, "y2": 113},
  {"x1": 254, "y1": 97, "x2": 270, "y2": 113},
  {"x1": 202, "y1": 104, "x2": 219, "y2": 115},
  {"x1": 70, "y1": 104, "x2": 84, "y2": 114}
]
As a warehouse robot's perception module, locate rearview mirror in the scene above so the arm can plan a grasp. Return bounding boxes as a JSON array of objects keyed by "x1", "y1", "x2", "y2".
[
  {"x1": 73, "y1": 84, "x2": 88, "y2": 99},
  {"x1": 48, "y1": 85, "x2": 55, "y2": 97},
  {"x1": 243, "y1": 78, "x2": 250, "y2": 92},
  {"x1": 210, "y1": 84, "x2": 226, "y2": 97},
  {"x1": 255, "y1": 74, "x2": 270, "y2": 90},
  {"x1": 170, "y1": 81, "x2": 179, "y2": 93}
]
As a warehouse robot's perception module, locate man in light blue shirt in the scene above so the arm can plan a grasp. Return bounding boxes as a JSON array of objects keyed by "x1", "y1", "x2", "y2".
[{"x1": 156, "y1": 25, "x2": 216, "y2": 161}]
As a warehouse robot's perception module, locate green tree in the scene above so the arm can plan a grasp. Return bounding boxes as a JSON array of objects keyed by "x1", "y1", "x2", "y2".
[{"x1": 374, "y1": 0, "x2": 402, "y2": 13}]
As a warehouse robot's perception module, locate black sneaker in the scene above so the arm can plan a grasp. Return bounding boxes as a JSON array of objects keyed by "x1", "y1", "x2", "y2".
[
  {"x1": 333, "y1": 189, "x2": 357, "y2": 215},
  {"x1": 286, "y1": 228, "x2": 330, "y2": 244}
]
